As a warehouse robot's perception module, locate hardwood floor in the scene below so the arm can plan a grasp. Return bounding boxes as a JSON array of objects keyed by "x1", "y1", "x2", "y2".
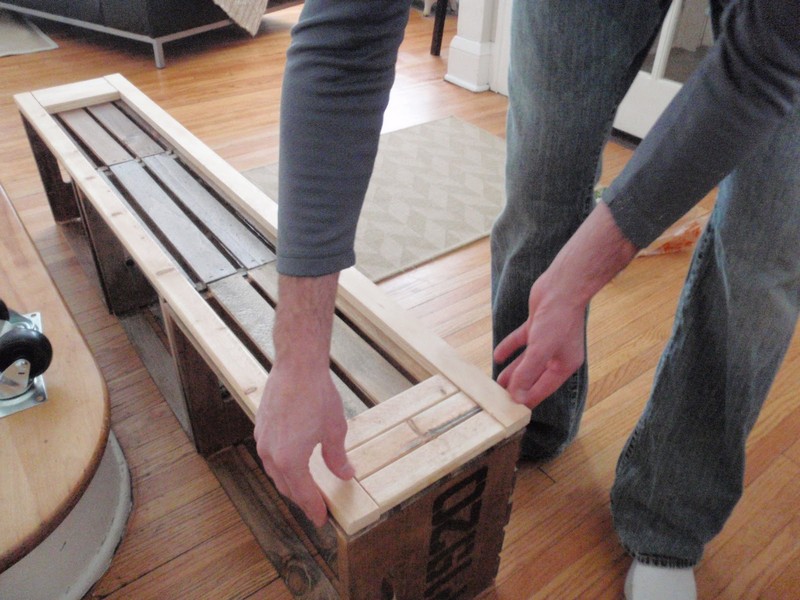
[{"x1": 1, "y1": 6, "x2": 798, "y2": 599}]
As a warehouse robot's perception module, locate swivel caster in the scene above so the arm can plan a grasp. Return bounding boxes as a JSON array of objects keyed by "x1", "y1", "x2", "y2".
[{"x1": 0, "y1": 298, "x2": 53, "y2": 416}]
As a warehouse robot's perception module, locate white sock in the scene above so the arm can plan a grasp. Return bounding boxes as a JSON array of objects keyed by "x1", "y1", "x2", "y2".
[{"x1": 624, "y1": 560, "x2": 697, "y2": 600}]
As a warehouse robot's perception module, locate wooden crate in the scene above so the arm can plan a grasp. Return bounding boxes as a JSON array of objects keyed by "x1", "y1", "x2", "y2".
[{"x1": 16, "y1": 75, "x2": 530, "y2": 599}]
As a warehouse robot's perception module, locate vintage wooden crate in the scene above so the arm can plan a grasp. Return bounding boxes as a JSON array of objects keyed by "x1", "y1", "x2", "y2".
[{"x1": 16, "y1": 75, "x2": 530, "y2": 599}]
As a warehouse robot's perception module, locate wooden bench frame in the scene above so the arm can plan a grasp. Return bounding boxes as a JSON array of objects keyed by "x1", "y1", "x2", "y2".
[{"x1": 16, "y1": 74, "x2": 530, "y2": 599}]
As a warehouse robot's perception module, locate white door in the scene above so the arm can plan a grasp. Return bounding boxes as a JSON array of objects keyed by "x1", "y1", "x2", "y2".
[{"x1": 490, "y1": 0, "x2": 714, "y2": 139}]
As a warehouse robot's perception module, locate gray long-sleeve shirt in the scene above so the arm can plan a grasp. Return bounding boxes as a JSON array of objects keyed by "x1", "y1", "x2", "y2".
[{"x1": 276, "y1": 0, "x2": 800, "y2": 277}]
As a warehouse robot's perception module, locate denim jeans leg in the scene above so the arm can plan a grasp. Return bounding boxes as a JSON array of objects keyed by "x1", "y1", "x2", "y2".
[
  {"x1": 611, "y1": 105, "x2": 800, "y2": 567},
  {"x1": 491, "y1": 0, "x2": 668, "y2": 459}
]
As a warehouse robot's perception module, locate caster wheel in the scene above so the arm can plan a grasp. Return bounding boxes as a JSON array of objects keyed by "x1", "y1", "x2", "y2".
[
  {"x1": 0, "y1": 299, "x2": 8, "y2": 322},
  {"x1": 0, "y1": 327, "x2": 53, "y2": 379}
]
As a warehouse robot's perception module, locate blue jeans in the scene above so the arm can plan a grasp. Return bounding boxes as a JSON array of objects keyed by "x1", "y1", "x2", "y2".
[{"x1": 491, "y1": 0, "x2": 800, "y2": 567}]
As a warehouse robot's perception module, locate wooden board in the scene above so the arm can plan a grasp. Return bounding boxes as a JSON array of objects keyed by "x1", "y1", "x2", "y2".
[
  {"x1": 87, "y1": 103, "x2": 164, "y2": 158},
  {"x1": 109, "y1": 160, "x2": 237, "y2": 284},
  {"x1": 59, "y1": 108, "x2": 134, "y2": 167},
  {"x1": 144, "y1": 154, "x2": 275, "y2": 269},
  {"x1": 208, "y1": 274, "x2": 369, "y2": 419},
  {"x1": 248, "y1": 264, "x2": 415, "y2": 404}
]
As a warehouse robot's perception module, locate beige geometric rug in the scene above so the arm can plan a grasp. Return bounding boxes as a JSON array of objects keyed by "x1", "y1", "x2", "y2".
[
  {"x1": 0, "y1": 10, "x2": 58, "y2": 57},
  {"x1": 244, "y1": 117, "x2": 507, "y2": 281}
]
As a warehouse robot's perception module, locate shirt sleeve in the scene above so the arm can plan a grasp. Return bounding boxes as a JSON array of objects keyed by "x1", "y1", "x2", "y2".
[
  {"x1": 604, "y1": 0, "x2": 800, "y2": 249},
  {"x1": 276, "y1": 0, "x2": 412, "y2": 276}
]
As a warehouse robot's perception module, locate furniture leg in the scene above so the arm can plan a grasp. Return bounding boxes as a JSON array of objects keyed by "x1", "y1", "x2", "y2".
[
  {"x1": 164, "y1": 306, "x2": 254, "y2": 456},
  {"x1": 21, "y1": 118, "x2": 80, "y2": 222},
  {"x1": 431, "y1": 0, "x2": 448, "y2": 56}
]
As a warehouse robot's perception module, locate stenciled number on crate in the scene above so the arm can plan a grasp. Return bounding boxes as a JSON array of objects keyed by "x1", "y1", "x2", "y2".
[{"x1": 424, "y1": 466, "x2": 489, "y2": 600}]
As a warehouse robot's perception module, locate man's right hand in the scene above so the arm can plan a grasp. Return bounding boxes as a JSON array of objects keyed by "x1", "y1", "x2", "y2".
[{"x1": 254, "y1": 272, "x2": 354, "y2": 527}]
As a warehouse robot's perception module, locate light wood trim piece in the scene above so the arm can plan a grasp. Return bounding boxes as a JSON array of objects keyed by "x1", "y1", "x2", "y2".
[
  {"x1": 29, "y1": 76, "x2": 120, "y2": 113},
  {"x1": 349, "y1": 422, "x2": 423, "y2": 480},
  {"x1": 309, "y1": 446, "x2": 381, "y2": 536},
  {"x1": 408, "y1": 391, "x2": 479, "y2": 435},
  {"x1": 348, "y1": 393, "x2": 479, "y2": 480},
  {"x1": 360, "y1": 411, "x2": 507, "y2": 511},
  {"x1": 344, "y1": 374, "x2": 458, "y2": 451},
  {"x1": 338, "y1": 267, "x2": 531, "y2": 433}
]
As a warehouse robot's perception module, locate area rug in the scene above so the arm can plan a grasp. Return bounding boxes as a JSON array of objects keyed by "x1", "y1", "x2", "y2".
[
  {"x1": 244, "y1": 117, "x2": 507, "y2": 281},
  {"x1": 0, "y1": 10, "x2": 58, "y2": 57}
]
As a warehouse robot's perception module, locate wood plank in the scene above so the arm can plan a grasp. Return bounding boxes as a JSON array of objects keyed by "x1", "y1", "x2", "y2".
[
  {"x1": 348, "y1": 422, "x2": 422, "y2": 479},
  {"x1": 409, "y1": 391, "x2": 480, "y2": 434},
  {"x1": 30, "y1": 76, "x2": 120, "y2": 113},
  {"x1": 109, "y1": 160, "x2": 237, "y2": 283},
  {"x1": 344, "y1": 374, "x2": 458, "y2": 450},
  {"x1": 144, "y1": 153, "x2": 276, "y2": 268},
  {"x1": 309, "y1": 446, "x2": 382, "y2": 536},
  {"x1": 249, "y1": 263, "x2": 415, "y2": 404},
  {"x1": 360, "y1": 411, "x2": 506, "y2": 511},
  {"x1": 348, "y1": 392, "x2": 479, "y2": 479},
  {"x1": 87, "y1": 103, "x2": 165, "y2": 158},
  {"x1": 208, "y1": 274, "x2": 369, "y2": 419},
  {"x1": 118, "y1": 311, "x2": 190, "y2": 435},
  {"x1": 58, "y1": 108, "x2": 134, "y2": 166}
]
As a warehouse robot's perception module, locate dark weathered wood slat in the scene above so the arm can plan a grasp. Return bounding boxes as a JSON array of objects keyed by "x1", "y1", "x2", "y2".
[
  {"x1": 249, "y1": 263, "x2": 415, "y2": 404},
  {"x1": 109, "y1": 160, "x2": 236, "y2": 284},
  {"x1": 240, "y1": 440, "x2": 339, "y2": 578},
  {"x1": 208, "y1": 446, "x2": 342, "y2": 600},
  {"x1": 87, "y1": 103, "x2": 164, "y2": 158},
  {"x1": 119, "y1": 310, "x2": 190, "y2": 436},
  {"x1": 59, "y1": 108, "x2": 133, "y2": 166},
  {"x1": 144, "y1": 154, "x2": 275, "y2": 269},
  {"x1": 208, "y1": 274, "x2": 369, "y2": 418}
]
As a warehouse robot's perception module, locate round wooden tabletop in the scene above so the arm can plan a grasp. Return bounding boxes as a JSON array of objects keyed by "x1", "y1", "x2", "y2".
[{"x1": 0, "y1": 185, "x2": 109, "y2": 572}]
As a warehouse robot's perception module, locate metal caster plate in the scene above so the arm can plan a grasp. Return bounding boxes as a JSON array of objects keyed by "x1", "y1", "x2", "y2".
[{"x1": 0, "y1": 311, "x2": 50, "y2": 419}]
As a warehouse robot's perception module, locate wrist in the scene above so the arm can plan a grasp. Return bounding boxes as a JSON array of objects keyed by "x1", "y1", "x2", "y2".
[
  {"x1": 546, "y1": 202, "x2": 637, "y2": 306},
  {"x1": 272, "y1": 272, "x2": 339, "y2": 370}
]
